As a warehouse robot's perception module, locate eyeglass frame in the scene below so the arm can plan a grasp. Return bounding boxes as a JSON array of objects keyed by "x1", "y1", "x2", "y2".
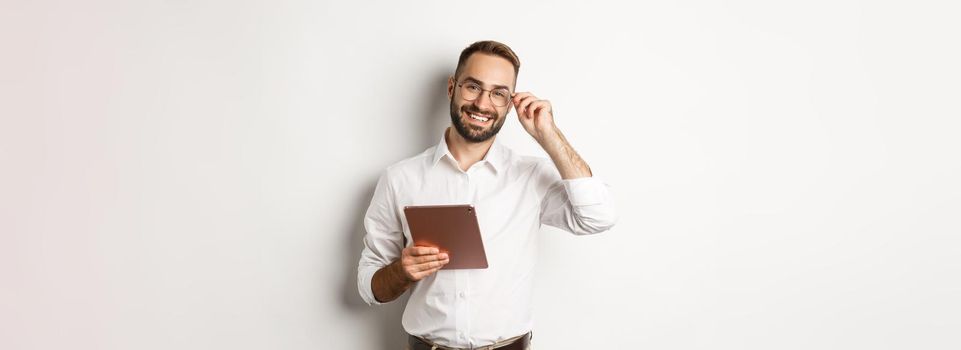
[{"x1": 455, "y1": 80, "x2": 513, "y2": 107}]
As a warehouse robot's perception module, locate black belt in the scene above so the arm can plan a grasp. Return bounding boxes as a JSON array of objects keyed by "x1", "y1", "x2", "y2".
[{"x1": 408, "y1": 332, "x2": 531, "y2": 350}]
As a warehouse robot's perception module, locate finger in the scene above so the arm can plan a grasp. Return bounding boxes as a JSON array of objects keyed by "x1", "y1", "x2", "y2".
[
  {"x1": 412, "y1": 252, "x2": 448, "y2": 264},
  {"x1": 512, "y1": 96, "x2": 533, "y2": 117},
  {"x1": 517, "y1": 97, "x2": 538, "y2": 118},
  {"x1": 412, "y1": 266, "x2": 443, "y2": 280},
  {"x1": 408, "y1": 246, "x2": 440, "y2": 256},
  {"x1": 513, "y1": 94, "x2": 536, "y2": 108},
  {"x1": 529, "y1": 100, "x2": 551, "y2": 116},
  {"x1": 512, "y1": 92, "x2": 534, "y2": 106},
  {"x1": 410, "y1": 258, "x2": 449, "y2": 272}
]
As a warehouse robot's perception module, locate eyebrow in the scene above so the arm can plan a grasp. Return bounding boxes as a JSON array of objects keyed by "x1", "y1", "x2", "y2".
[{"x1": 462, "y1": 76, "x2": 511, "y2": 91}]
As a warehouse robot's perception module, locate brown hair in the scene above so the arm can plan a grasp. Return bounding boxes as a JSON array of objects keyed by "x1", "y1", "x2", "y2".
[{"x1": 454, "y1": 40, "x2": 521, "y2": 80}]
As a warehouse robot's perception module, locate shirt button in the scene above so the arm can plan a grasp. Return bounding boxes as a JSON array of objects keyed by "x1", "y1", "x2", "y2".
[{"x1": 459, "y1": 292, "x2": 465, "y2": 298}]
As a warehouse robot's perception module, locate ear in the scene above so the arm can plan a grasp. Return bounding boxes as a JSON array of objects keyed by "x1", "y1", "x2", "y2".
[{"x1": 447, "y1": 75, "x2": 455, "y2": 100}]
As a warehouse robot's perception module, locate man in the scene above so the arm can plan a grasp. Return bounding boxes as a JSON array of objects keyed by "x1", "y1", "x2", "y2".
[{"x1": 357, "y1": 40, "x2": 617, "y2": 350}]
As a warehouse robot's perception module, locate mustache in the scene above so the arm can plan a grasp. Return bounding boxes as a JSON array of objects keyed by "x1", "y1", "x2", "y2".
[{"x1": 462, "y1": 106, "x2": 496, "y2": 118}]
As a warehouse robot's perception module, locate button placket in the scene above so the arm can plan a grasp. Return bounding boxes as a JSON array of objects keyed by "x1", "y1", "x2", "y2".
[
  {"x1": 466, "y1": 171, "x2": 479, "y2": 204},
  {"x1": 454, "y1": 269, "x2": 469, "y2": 345},
  {"x1": 455, "y1": 165, "x2": 478, "y2": 347}
]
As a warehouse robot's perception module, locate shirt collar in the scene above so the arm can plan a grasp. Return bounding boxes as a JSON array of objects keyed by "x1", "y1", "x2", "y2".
[{"x1": 431, "y1": 128, "x2": 506, "y2": 173}]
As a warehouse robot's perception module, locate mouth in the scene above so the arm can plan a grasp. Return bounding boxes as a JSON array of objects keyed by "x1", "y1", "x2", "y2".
[{"x1": 463, "y1": 110, "x2": 493, "y2": 125}]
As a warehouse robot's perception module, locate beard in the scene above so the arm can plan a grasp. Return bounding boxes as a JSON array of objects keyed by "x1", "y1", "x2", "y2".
[{"x1": 449, "y1": 101, "x2": 506, "y2": 143}]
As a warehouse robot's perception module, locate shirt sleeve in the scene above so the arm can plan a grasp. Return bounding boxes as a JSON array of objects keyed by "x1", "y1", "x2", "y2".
[
  {"x1": 536, "y1": 161, "x2": 618, "y2": 235},
  {"x1": 357, "y1": 170, "x2": 406, "y2": 306}
]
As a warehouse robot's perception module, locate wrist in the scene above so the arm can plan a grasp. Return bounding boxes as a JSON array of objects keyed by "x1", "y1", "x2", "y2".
[
  {"x1": 391, "y1": 260, "x2": 413, "y2": 284},
  {"x1": 534, "y1": 125, "x2": 562, "y2": 147},
  {"x1": 534, "y1": 126, "x2": 564, "y2": 150}
]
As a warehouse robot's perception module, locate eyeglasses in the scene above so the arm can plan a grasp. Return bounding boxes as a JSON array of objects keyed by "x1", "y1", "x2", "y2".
[{"x1": 456, "y1": 81, "x2": 512, "y2": 107}]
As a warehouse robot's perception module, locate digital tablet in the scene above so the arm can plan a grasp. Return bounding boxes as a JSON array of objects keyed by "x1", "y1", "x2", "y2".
[{"x1": 403, "y1": 204, "x2": 489, "y2": 269}]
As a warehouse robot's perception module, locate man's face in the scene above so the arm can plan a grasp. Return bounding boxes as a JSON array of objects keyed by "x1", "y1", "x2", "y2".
[{"x1": 448, "y1": 53, "x2": 516, "y2": 143}]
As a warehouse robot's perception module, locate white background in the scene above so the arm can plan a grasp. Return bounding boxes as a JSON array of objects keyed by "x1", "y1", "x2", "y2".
[{"x1": 2, "y1": 1, "x2": 959, "y2": 349}]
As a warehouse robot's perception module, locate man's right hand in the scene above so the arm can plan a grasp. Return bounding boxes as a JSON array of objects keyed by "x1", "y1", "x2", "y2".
[
  {"x1": 372, "y1": 246, "x2": 449, "y2": 303},
  {"x1": 397, "y1": 246, "x2": 450, "y2": 282}
]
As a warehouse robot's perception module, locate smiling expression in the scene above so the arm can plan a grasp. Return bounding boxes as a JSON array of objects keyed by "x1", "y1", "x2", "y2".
[{"x1": 447, "y1": 53, "x2": 516, "y2": 143}]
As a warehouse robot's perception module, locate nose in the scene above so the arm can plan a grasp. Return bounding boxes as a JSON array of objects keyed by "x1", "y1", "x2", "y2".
[{"x1": 471, "y1": 91, "x2": 495, "y2": 111}]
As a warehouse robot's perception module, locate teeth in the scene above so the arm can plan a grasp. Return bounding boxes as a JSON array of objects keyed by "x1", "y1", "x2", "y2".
[{"x1": 468, "y1": 113, "x2": 490, "y2": 122}]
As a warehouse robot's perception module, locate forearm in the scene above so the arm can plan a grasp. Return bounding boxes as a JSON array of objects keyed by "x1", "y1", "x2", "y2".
[
  {"x1": 537, "y1": 126, "x2": 593, "y2": 179},
  {"x1": 371, "y1": 260, "x2": 412, "y2": 303}
]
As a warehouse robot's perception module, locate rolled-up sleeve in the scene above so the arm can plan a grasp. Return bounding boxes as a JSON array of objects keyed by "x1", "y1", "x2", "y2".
[
  {"x1": 537, "y1": 162, "x2": 618, "y2": 235},
  {"x1": 357, "y1": 171, "x2": 405, "y2": 306}
]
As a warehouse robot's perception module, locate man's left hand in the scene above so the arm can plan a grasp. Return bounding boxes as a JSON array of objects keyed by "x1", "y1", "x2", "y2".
[{"x1": 512, "y1": 92, "x2": 558, "y2": 143}]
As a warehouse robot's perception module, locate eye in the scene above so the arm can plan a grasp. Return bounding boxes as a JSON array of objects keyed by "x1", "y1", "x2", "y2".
[
  {"x1": 492, "y1": 89, "x2": 509, "y2": 99},
  {"x1": 465, "y1": 83, "x2": 481, "y2": 92}
]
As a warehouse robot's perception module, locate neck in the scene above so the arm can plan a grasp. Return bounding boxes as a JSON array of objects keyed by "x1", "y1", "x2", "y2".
[{"x1": 445, "y1": 127, "x2": 494, "y2": 172}]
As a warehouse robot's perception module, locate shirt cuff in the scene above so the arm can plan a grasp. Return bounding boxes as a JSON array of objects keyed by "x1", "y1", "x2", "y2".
[
  {"x1": 358, "y1": 264, "x2": 387, "y2": 306},
  {"x1": 562, "y1": 176, "x2": 609, "y2": 206}
]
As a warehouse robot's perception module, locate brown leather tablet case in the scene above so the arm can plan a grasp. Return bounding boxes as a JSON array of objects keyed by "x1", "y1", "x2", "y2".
[{"x1": 403, "y1": 204, "x2": 489, "y2": 269}]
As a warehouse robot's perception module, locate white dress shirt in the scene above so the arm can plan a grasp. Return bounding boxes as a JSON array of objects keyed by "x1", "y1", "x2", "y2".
[{"x1": 357, "y1": 130, "x2": 617, "y2": 348}]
